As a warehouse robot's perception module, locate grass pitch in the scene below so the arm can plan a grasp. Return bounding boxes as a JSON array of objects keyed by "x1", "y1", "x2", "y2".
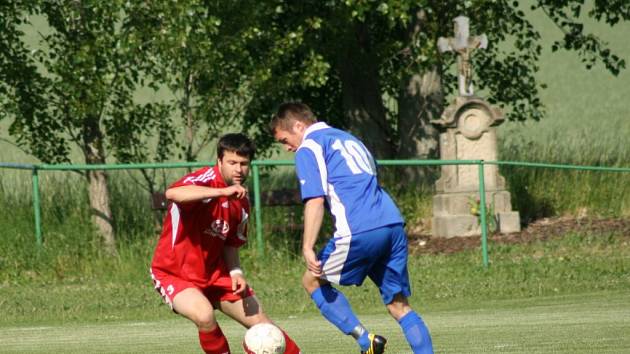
[{"x1": 1, "y1": 291, "x2": 628, "y2": 354}]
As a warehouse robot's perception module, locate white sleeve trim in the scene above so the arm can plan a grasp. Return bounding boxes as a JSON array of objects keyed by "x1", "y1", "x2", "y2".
[
  {"x1": 170, "y1": 204, "x2": 181, "y2": 248},
  {"x1": 299, "y1": 139, "x2": 328, "y2": 196}
]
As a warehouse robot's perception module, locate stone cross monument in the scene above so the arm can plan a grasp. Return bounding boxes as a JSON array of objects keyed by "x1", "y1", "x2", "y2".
[
  {"x1": 432, "y1": 16, "x2": 521, "y2": 237},
  {"x1": 437, "y1": 16, "x2": 488, "y2": 97}
]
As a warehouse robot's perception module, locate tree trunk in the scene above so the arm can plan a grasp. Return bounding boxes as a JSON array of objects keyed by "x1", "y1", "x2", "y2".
[
  {"x1": 397, "y1": 69, "x2": 443, "y2": 182},
  {"x1": 398, "y1": 70, "x2": 442, "y2": 159},
  {"x1": 84, "y1": 117, "x2": 116, "y2": 255},
  {"x1": 337, "y1": 21, "x2": 394, "y2": 159},
  {"x1": 184, "y1": 70, "x2": 196, "y2": 162},
  {"x1": 396, "y1": 8, "x2": 444, "y2": 182},
  {"x1": 88, "y1": 169, "x2": 116, "y2": 254}
]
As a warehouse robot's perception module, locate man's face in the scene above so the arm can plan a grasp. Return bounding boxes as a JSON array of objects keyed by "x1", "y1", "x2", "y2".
[
  {"x1": 273, "y1": 121, "x2": 305, "y2": 153},
  {"x1": 217, "y1": 151, "x2": 250, "y2": 185}
]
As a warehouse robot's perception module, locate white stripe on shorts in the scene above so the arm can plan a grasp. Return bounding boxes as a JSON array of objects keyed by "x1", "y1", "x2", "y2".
[
  {"x1": 150, "y1": 269, "x2": 174, "y2": 309},
  {"x1": 321, "y1": 235, "x2": 352, "y2": 284}
]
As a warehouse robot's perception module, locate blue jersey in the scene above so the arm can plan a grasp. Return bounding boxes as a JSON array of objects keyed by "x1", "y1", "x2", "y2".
[{"x1": 295, "y1": 122, "x2": 403, "y2": 237}]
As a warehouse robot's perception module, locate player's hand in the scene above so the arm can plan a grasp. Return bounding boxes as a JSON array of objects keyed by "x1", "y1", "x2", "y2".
[
  {"x1": 302, "y1": 248, "x2": 322, "y2": 277},
  {"x1": 231, "y1": 273, "x2": 248, "y2": 295},
  {"x1": 223, "y1": 185, "x2": 247, "y2": 199}
]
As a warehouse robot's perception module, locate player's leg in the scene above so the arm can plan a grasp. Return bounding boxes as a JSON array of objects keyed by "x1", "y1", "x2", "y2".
[
  {"x1": 214, "y1": 293, "x2": 269, "y2": 327},
  {"x1": 172, "y1": 288, "x2": 230, "y2": 354},
  {"x1": 370, "y1": 224, "x2": 433, "y2": 354},
  {"x1": 305, "y1": 235, "x2": 379, "y2": 352},
  {"x1": 151, "y1": 269, "x2": 230, "y2": 354},
  {"x1": 385, "y1": 294, "x2": 433, "y2": 354},
  {"x1": 172, "y1": 287, "x2": 218, "y2": 330},
  {"x1": 216, "y1": 295, "x2": 301, "y2": 354}
]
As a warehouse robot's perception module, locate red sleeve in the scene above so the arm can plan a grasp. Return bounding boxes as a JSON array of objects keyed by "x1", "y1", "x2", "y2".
[
  {"x1": 167, "y1": 167, "x2": 218, "y2": 211},
  {"x1": 170, "y1": 167, "x2": 217, "y2": 188}
]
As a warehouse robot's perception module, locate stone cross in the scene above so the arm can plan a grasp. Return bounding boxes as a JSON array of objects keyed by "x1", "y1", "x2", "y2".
[
  {"x1": 431, "y1": 16, "x2": 520, "y2": 237},
  {"x1": 437, "y1": 16, "x2": 488, "y2": 96}
]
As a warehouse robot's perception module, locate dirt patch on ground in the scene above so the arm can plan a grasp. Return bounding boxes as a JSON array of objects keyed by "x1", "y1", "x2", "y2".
[{"x1": 408, "y1": 217, "x2": 630, "y2": 255}]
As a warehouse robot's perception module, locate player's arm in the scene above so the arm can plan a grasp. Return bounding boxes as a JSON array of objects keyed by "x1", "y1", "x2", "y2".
[
  {"x1": 165, "y1": 185, "x2": 247, "y2": 203},
  {"x1": 302, "y1": 196, "x2": 325, "y2": 277},
  {"x1": 223, "y1": 245, "x2": 247, "y2": 295}
]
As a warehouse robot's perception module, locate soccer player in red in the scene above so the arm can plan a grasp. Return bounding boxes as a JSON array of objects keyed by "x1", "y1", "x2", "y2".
[{"x1": 150, "y1": 133, "x2": 301, "y2": 354}]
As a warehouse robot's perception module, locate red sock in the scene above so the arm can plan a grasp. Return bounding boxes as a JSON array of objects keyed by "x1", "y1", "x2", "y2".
[
  {"x1": 199, "y1": 325, "x2": 231, "y2": 354},
  {"x1": 281, "y1": 329, "x2": 301, "y2": 354}
]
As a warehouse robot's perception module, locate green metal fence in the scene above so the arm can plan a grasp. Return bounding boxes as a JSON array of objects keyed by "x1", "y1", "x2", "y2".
[{"x1": 2, "y1": 160, "x2": 629, "y2": 268}]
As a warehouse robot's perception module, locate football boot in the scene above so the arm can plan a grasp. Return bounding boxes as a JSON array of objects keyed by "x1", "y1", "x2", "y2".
[{"x1": 360, "y1": 333, "x2": 387, "y2": 354}]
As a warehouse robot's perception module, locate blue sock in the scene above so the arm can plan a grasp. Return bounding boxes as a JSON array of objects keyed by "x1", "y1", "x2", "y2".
[
  {"x1": 399, "y1": 311, "x2": 434, "y2": 354},
  {"x1": 311, "y1": 284, "x2": 370, "y2": 350}
]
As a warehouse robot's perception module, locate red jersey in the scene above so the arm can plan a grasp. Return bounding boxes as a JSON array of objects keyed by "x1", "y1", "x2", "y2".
[{"x1": 151, "y1": 165, "x2": 249, "y2": 287}]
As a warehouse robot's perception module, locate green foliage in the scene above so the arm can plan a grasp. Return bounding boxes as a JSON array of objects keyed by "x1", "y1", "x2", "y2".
[
  {"x1": 2, "y1": 1, "x2": 629, "y2": 162},
  {"x1": 122, "y1": 0, "x2": 334, "y2": 160},
  {"x1": 238, "y1": 0, "x2": 630, "y2": 156},
  {"x1": 535, "y1": 0, "x2": 628, "y2": 74},
  {"x1": 0, "y1": 170, "x2": 155, "y2": 283},
  {"x1": 0, "y1": 1, "x2": 171, "y2": 165},
  {"x1": 126, "y1": 1, "x2": 248, "y2": 161},
  {"x1": 467, "y1": 195, "x2": 498, "y2": 233},
  {"x1": 499, "y1": 157, "x2": 630, "y2": 220}
]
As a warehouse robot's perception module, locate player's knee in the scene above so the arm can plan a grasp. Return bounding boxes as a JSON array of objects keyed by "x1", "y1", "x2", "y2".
[
  {"x1": 191, "y1": 310, "x2": 217, "y2": 330},
  {"x1": 386, "y1": 296, "x2": 412, "y2": 320},
  {"x1": 386, "y1": 305, "x2": 407, "y2": 320},
  {"x1": 301, "y1": 271, "x2": 319, "y2": 294}
]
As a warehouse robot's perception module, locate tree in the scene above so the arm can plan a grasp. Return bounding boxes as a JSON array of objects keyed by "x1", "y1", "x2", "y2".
[
  {"x1": 3, "y1": 0, "x2": 627, "y2": 231},
  {"x1": 125, "y1": 0, "x2": 330, "y2": 162},
  {"x1": 0, "y1": 0, "x2": 171, "y2": 253},
  {"x1": 240, "y1": 0, "x2": 628, "y2": 165},
  {"x1": 126, "y1": 1, "x2": 244, "y2": 163}
]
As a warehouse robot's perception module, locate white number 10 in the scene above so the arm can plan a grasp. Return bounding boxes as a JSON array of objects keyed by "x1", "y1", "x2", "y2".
[{"x1": 332, "y1": 139, "x2": 375, "y2": 175}]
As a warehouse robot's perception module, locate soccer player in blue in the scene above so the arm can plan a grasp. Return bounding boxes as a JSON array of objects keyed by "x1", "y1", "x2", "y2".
[{"x1": 270, "y1": 102, "x2": 434, "y2": 354}]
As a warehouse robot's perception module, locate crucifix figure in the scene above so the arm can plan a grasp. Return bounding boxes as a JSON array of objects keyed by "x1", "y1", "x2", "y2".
[{"x1": 437, "y1": 16, "x2": 488, "y2": 96}]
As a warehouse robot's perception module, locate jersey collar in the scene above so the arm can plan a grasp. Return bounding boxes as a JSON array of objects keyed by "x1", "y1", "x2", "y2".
[{"x1": 302, "y1": 122, "x2": 330, "y2": 142}]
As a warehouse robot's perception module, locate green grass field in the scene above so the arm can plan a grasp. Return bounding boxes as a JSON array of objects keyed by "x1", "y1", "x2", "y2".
[
  {"x1": 1, "y1": 291, "x2": 628, "y2": 353},
  {"x1": 1, "y1": 229, "x2": 628, "y2": 353}
]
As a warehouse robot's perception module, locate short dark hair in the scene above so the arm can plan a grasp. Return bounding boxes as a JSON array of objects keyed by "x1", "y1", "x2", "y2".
[
  {"x1": 269, "y1": 102, "x2": 318, "y2": 134},
  {"x1": 217, "y1": 133, "x2": 255, "y2": 160}
]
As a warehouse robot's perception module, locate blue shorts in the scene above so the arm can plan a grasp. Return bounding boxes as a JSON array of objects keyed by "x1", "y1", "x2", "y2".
[{"x1": 318, "y1": 224, "x2": 411, "y2": 305}]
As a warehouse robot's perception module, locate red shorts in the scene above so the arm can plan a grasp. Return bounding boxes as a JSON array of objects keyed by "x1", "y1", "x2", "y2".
[{"x1": 150, "y1": 268, "x2": 255, "y2": 310}]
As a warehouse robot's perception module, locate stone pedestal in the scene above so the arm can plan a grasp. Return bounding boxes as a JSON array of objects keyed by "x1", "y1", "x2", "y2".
[{"x1": 431, "y1": 96, "x2": 521, "y2": 237}]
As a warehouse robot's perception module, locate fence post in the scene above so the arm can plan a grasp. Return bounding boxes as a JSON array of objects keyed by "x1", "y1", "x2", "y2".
[
  {"x1": 32, "y1": 166, "x2": 43, "y2": 247},
  {"x1": 478, "y1": 161, "x2": 489, "y2": 268},
  {"x1": 252, "y1": 163, "x2": 264, "y2": 256}
]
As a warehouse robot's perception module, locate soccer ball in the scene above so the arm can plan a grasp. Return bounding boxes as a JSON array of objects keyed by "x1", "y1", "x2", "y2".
[{"x1": 242, "y1": 323, "x2": 286, "y2": 354}]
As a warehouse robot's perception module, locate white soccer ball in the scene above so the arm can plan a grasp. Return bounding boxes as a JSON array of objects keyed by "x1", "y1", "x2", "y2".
[{"x1": 242, "y1": 323, "x2": 286, "y2": 354}]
